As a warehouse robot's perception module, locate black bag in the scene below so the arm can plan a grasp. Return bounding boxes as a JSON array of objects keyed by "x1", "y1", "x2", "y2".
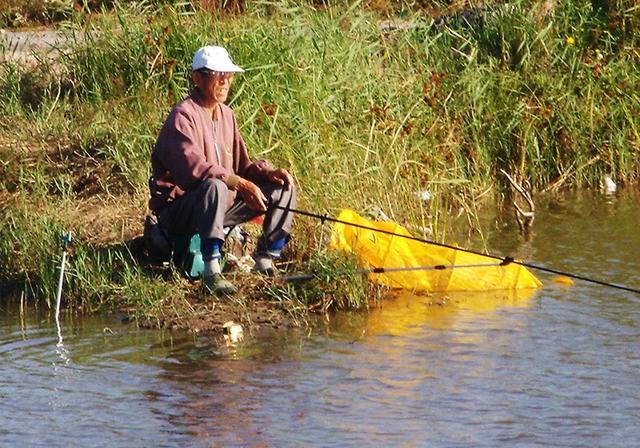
[{"x1": 143, "y1": 214, "x2": 172, "y2": 260}]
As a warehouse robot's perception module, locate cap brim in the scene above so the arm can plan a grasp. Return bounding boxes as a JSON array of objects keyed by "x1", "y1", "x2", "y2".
[{"x1": 193, "y1": 63, "x2": 244, "y2": 73}]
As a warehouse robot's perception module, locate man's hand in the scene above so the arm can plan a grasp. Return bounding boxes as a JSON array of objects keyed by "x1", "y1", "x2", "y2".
[
  {"x1": 266, "y1": 168, "x2": 294, "y2": 191},
  {"x1": 237, "y1": 178, "x2": 268, "y2": 211}
]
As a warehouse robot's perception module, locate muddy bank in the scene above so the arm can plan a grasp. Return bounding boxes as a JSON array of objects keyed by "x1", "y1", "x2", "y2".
[
  {"x1": 126, "y1": 228, "x2": 307, "y2": 335},
  {"x1": 133, "y1": 278, "x2": 298, "y2": 335}
]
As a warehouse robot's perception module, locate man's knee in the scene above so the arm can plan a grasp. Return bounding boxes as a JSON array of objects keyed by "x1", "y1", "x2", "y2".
[
  {"x1": 268, "y1": 181, "x2": 297, "y2": 204},
  {"x1": 200, "y1": 178, "x2": 228, "y2": 200}
]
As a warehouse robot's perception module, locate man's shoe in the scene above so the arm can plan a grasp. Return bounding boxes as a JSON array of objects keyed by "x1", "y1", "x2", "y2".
[
  {"x1": 253, "y1": 255, "x2": 277, "y2": 276},
  {"x1": 202, "y1": 273, "x2": 237, "y2": 295}
]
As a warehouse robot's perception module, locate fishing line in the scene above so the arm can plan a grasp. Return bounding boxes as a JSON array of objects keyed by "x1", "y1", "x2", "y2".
[{"x1": 273, "y1": 205, "x2": 640, "y2": 295}]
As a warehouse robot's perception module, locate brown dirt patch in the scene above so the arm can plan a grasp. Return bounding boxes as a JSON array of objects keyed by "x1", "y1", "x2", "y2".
[
  {"x1": 130, "y1": 272, "x2": 302, "y2": 336},
  {"x1": 69, "y1": 192, "x2": 148, "y2": 244}
]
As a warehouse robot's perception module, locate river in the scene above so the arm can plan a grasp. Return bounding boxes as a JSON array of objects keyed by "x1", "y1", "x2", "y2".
[{"x1": 1, "y1": 190, "x2": 639, "y2": 447}]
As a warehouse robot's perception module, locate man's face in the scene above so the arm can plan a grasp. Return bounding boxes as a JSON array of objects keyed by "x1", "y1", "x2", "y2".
[{"x1": 193, "y1": 70, "x2": 234, "y2": 104}]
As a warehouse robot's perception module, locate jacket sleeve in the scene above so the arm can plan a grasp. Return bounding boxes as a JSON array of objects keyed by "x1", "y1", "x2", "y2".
[
  {"x1": 157, "y1": 110, "x2": 235, "y2": 190},
  {"x1": 232, "y1": 113, "x2": 273, "y2": 183}
]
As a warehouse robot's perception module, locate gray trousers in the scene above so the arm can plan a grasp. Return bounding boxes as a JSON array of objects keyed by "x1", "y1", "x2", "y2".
[{"x1": 158, "y1": 178, "x2": 296, "y2": 247}]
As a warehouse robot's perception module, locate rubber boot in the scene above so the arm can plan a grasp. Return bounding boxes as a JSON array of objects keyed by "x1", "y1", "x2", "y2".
[{"x1": 202, "y1": 273, "x2": 237, "y2": 295}]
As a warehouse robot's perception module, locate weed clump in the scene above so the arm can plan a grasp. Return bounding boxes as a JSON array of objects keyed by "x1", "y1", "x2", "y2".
[{"x1": 265, "y1": 252, "x2": 381, "y2": 317}]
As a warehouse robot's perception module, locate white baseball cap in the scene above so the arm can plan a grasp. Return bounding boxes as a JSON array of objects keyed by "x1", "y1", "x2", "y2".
[{"x1": 192, "y1": 45, "x2": 244, "y2": 73}]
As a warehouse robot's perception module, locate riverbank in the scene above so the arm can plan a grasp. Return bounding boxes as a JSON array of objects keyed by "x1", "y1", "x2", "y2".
[{"x1": 1, "y1": 1, "x2": 638, "y2": 333}]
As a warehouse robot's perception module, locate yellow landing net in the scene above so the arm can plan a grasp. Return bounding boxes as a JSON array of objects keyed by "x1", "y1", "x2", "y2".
[{"x1": 329, "y1": 209, "x2": 542, "y2": 292}]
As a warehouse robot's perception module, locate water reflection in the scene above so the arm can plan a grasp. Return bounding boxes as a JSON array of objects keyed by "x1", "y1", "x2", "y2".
[
  {"x1": 152, "y1": 328, "x2": 308, "y2": 446},
  {"x1": 362, "y1": 288, "x2": 540, "y2": 337}
]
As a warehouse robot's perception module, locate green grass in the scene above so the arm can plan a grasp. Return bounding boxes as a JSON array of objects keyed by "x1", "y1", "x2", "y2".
[
  {"x1": 266, "y1": 251, "x2": 377, "y2": 313},
  {"x1": 0, "y1": 0, "x2": 71, "y2": 28},
  {"x1": 1, "y1": 0, "x2": 639, "y2": 322}
]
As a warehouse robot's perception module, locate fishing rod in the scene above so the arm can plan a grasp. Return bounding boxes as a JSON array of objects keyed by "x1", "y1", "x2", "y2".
[
  {"x1": 280, "y1": 262, "x2": 504, "y2": 282},
  {"x1": 273, "y1": 205, "x2": 640, "y2": 295}
]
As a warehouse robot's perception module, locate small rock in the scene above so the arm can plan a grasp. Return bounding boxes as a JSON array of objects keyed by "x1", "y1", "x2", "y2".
[{"x1": 222, "y1": 321, "x2": 244, "y2": 343}]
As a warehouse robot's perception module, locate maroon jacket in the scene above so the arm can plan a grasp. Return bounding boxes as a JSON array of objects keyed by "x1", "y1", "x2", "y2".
[{"x1": 149, "y1": 89, "x2": 272, "y2": 213}]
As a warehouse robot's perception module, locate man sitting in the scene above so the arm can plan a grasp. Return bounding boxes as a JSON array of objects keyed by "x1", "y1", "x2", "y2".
[{"x1": 148, "y1": 45, "x2": 296, "y2": 295}]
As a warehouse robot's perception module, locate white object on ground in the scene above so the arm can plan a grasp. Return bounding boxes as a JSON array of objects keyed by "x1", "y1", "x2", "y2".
[
  {"x1": 223, "y1": 321, "x2": 244, "y2": 343},
  {"x1": 603, "y1": 175, "x2": 616, "y2": 194},
  {"x1": 225, "y1": 254, "x2": 254, "y2": 272}
]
